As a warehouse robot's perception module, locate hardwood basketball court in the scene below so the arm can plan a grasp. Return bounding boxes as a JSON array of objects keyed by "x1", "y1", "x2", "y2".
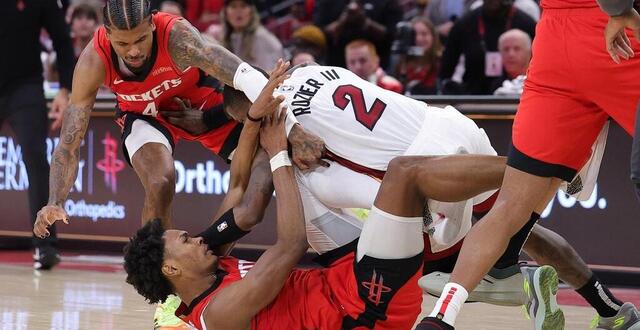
[{"x1": 2, "y1": 252, "x2": 636, "y2": 330}]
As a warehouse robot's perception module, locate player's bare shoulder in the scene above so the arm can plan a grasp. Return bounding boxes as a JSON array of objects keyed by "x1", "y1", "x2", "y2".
[{"x1": 73, "y1": 39, "x2": 106, "y2": 95}]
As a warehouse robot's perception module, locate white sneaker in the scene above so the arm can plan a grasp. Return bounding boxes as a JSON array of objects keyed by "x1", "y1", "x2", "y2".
[{"x1": 419, "y1": 265, "x2": 526, "y2": 306}]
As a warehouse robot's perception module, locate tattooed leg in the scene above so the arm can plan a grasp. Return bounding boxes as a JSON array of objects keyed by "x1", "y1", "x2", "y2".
[{"x1": 131, "y1": 142, "x2": 176, "y2": 228}]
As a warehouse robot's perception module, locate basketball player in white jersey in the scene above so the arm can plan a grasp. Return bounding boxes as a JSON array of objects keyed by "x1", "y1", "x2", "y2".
[
  {"x1": 170, "y1": 64, "x2": 635, "y2": 327},
  {"x1": 224, "y1": 64, "x2": 497, "y2": 251}
]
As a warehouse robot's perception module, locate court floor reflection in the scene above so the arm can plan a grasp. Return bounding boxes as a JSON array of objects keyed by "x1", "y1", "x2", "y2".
[
  {"x1": 0, "y1": 260, "x2": 630, "y2": 329},
  {"x1": 0, "y1": 264, "x2": 154, "y2": 329}
]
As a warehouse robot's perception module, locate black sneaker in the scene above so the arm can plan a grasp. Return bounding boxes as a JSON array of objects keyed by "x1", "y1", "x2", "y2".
[{"x1": 33, "y1": 246, "x2": 60, "y2": 270}]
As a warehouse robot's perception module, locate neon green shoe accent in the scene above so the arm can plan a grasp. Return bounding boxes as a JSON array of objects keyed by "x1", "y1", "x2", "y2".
[
  {"x1": 523, "y1": 305, "x2": 532, "y2": 320},
  {"x1": 613, "y1": 316, "x2": 626, "y2": 329},
  {"x1": 351, "y1": 208, "x2": 370, "y2": 221},
  {"x1": 154, "y1": 295, "x2": 189, "y2": 329},
  {"x1": 523, "y1": 277, "x2": 531, "y2": 298},
  {"x1": 523, "y1": 274, "x2": 532, "y2": 320},
  {"x1": 590, "y1": 315, "x2": 600, "y2": 329}
]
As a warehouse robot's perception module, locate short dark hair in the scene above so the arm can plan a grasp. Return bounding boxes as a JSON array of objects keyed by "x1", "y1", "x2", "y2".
[
  {"x1": 123, "y1": 219, "x2": 173, "y2": 304},
  {"x1": 222, "y1": 84, "x2": 250, "y2": 113},
  {"x1": 71, "y1": 4, "x2": 99, "y2": 22},
  {"x1": 103, "y1": 0, "x2": 152, "y2": 30}
]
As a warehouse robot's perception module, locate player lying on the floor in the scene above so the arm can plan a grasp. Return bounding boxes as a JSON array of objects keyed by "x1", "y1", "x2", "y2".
[
  {"x1": 165, "y1": 63, "x2": 637, "y2": 329},
  {"x1": 124, "y1": 105, "x2": 439, "y2": 329}
]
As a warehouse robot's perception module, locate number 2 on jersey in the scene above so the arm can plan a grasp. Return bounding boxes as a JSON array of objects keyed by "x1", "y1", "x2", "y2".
[{"x1": 332, "y1": 84, "x2": 387, "y2": 131}]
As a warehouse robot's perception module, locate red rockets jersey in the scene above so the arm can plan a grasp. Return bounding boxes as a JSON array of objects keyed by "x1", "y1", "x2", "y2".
[
  {"x1": 93, "y1": 12, "x2": 223, "y2": 123},
  {"x1": 176, "y1": 254, "x2": 421, "y2": 330},
  {"x1": 175, "y1": 258, "x2": 256, "y2": 330},
  {"x1": 175, "y1": 256, "x2": 345, "y2": 330}
]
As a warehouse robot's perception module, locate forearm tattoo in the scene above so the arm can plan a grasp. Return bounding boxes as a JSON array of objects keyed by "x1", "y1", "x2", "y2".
[
  {"x1": 49, "y1": 103, "x2": 92, "y2": 206},
  {"x1": 168, "y1": 19, "x2": 242, "y2": 86}
]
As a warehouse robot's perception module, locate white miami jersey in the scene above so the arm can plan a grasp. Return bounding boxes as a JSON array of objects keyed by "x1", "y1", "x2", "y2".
[{"x1": 278, "y1": 65, "x2": 427, "y2": 171}]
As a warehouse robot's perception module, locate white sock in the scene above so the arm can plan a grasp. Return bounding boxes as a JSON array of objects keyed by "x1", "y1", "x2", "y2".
[{"x1": 429, "y1": 282, "x2": 469, "y2": 326}]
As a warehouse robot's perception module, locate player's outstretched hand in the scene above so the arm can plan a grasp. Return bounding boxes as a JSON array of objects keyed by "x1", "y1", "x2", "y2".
[
  {"x1": 260, "y1": 108, "x2": 288, "y2": 157},
  {"x1": 289, "y1": 125, "x2": 329, "y2": 170},
  {"x1": 33, "y1": 205, "x2": 69, "y2": 239},
  {"x1": 247, "y1": 59, "x2": 290, "y2": 121},
  {"x1": 604, "y1": 8, "x2": 640, "y2": 63},
  {"x1": 160, "y1": 97, "x2": 210, "y2": 135}
]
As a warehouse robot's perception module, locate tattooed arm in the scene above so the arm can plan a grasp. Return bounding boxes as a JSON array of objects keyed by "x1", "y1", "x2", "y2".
[
  {"x1": 168, "y1": 18, "x2": 281, "y2": 108},
  {"x1": 34, "y1": 43, "x2": 105, "y2": 238},
  {"x1": 168, "y1": 19, "x2": 242, "y2": 87},
  {"x1": 167, "y1": 19, "x2": 306, "y2": 141}
]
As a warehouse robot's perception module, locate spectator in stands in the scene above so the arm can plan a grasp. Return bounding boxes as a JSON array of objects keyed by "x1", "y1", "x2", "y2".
[
  {"x1": 314, "y1": 0, "x2": 402, "y2": 69},
  {"x1": 219, "y1": 0, "x2": 284, "y2": 70},
  {"x1": 425, "y1": 0, "x2": 474, "y2": 40},
  {"x1": 160, "y1": 0, "x2": 185, "y2": 16},
  {"x1": 346, "y1": 39, "x2": 403, "y2": 94},
  {"x1": 394, "y1": 16, "x2": 442, "y2": 95},
  {"x1": 469, "y1": 0, "x2": 540, "y2": 21},
  {"x1": 291, "y1": 50, "x2": 317, "y2": 66},
  {"x1": 265, "y1": 1, "x2": 311, "y2": 44},
  {"x1": 185, "y1": 0, "x2": 224, "y2": 31},
  {"x1": 70, "y1": 4, "x2": 99, "y2": 58},
  {"x1": 398, "y1": 0, "x2": 429, "y2": 21},
  {"x1": 45, "y1": 4, "x2": 99, "y2": 86},
  {"x1": 492, "y1": 28, "x2": 531, "y2": 95},
  {"x1": 439, "y1": 0, "x2": 536, "y2": 95},
  {"x1": 288, "y1": 25, "x2": 327, "y2": 64},
  {"x1": 0, "y1": 0, "x2": 75, "y2": 270}
]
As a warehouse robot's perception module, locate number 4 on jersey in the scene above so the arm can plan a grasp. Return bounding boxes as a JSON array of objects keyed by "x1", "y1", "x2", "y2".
[
  {"x1": 143, "y1": 102, "x2": 158, "y2": 117},
  {"x1": 332, "y1": 84, "x2": 387, "y2": 131}
]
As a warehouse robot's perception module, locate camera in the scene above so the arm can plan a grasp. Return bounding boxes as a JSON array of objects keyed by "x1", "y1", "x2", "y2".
[{"x1": 391, "y1": 21, "x2": 424, "y2": 57}]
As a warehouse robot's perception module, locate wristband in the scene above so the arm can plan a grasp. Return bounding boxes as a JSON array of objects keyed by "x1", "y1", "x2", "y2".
[
  {"x1": 246, "y1": 112, "x2": 262, "y2": 122},
  {"x1": 269, "y1": 150, "x2": 291, "y2": 172},
  {"x1": 233, "y1": 62, "x2": 268, "y2": 103},
  {"x1": 196, "y1": 208, "x2": 250, "y2": 249}
]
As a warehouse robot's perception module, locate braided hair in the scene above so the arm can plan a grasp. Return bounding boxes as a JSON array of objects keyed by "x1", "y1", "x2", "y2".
[{"x1": 103, "y1": 0, "x2": 152, "y2": 30}]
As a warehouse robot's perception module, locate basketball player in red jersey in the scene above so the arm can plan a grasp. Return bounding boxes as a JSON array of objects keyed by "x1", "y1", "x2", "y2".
[
  {"x1": 420, "y1": 0, "x2": 640, "y2": 329},
  {"x1": 601, "y1": 0, "x2": 640, "y2": 204},
  {"x1": 32, "y1": 0, "x2": 321, "y2": 237},
  {"x1": 121, "y1": 96, "x2": 500, "y2": 328}
]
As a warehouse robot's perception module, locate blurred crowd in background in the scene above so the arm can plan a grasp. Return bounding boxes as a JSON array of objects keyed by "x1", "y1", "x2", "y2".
[{"x1": 42, "y1": 0, "x2": 540, "y2": 98}]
